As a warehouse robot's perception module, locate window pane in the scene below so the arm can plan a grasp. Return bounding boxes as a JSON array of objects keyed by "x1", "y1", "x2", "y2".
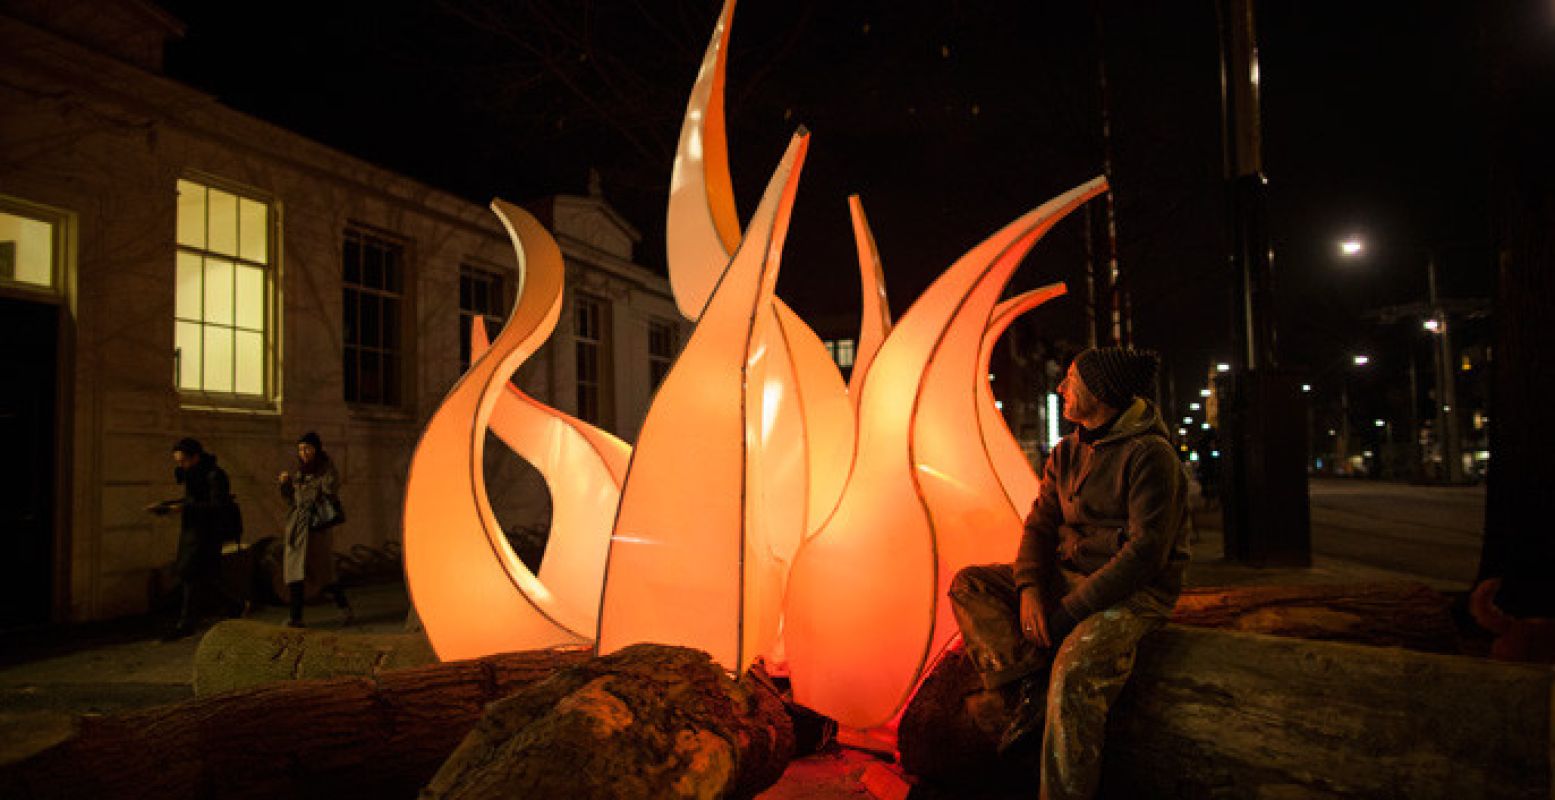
[
  {"x1": 459, "y1": 274, "x2": 471, "y2": 310},
  {"x1": 203, "y1": 325, "x2": 233, "y2": 392},
  {"x1": 176, "y1": 320, "x2": 202, "y2": 390},
  {"x1": 235, "y1": 330, "x2": 264, "y2": 395},
  {"x1": 343, "y1": 290, "x2": 358, "y2": 345},
  {"x1": 235, "y1": 264, "x2": 264, "y2": 330},
  {"x1": 383, "y1": 356, "x2": 400, "y2": 406},
  {"x1": 176, "y1": 180, "x2": 205, "y2": 249},
  {"x1": 238, "y1": 198, "x2": 268, "y2": 263},
  {"x1": 175, "y1": 252, "x2": 202, "y2": 320},
  {"x1": 207, "y1": 189, "x2": 238, "y2": 256},
  {"x1": 382, "y1": 298, "x2": 400, "y2": 351},
  {"x1": 343, "y1": 236, "x2": 361, "y2": 285},
  {"x1": 360, "y1": 350, "x2": 382, "y2": 404},
  {"x1": 364, "y1": 242, "x2": 383, "y2": 289},
  {"x1": 204, "y1": 258, "x2": 234, "y2": 325},
  {"x1": 344, "y1": 348, "x2": 358, "y2": 403},
  {"x1": 384, "y1": 247, "x2": 401, "y2": 293},
  {"x1": 0, "y1": 212, "x2": 54, "y2": 288},
  {"x1": 361, "y1": 294, "x2": 380, "y2": 348}
]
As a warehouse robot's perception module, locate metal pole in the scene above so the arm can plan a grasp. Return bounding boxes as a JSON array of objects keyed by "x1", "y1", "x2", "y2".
[
  {"x1": 1407, "y1": 350, "x2": 1422, "y2": 481},
  {"x1": 1426, "y1": 253, "x2": 1465, "y2": 482}
]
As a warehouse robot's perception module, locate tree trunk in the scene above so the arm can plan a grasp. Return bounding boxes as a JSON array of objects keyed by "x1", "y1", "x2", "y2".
[
  {"x1": 192, "y1": 619, "x2": 437, "y2": 696},
  {"x1": 0, "y1": 647, "x2": 591, "y2": 799},
  {"x1": 424, "y1": 644, "x2": 794, "y2": 800},
  {"x1": 1480, "y1": 0, "x2": 1555, "y2": 618},
  {"x1": 903, "y1": 626, "x2": 1550, "y2": 800}
]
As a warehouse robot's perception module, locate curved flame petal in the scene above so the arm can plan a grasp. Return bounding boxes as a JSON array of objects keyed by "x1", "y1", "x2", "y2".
[
  {"x1": 979, "y1": 284, "x2": 1066, "y2": 515},
  {"x1": 403, "y1": 199, "x2": 589, "y2": 661},
  {"x1": 666, "y1": 0, "x2": 741, "y2": 320},
  {"x1": 471, "y1": 318, "x2": 631, "y2": 631},
  {"x1": 786, "y1": 178, "x2": 1106, "y2": 728},
  {"x1": 848, "y1": 194, "x2": 892, "y2": 406},
  {"x1": 772, "y1": 300, "x2": 855, "y2": 538},
  {"x1": 598, "y1": 132, "x2": 811, "y2": 672}
]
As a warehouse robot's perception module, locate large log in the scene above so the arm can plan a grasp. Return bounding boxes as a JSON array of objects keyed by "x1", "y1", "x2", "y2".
[
  {"x1": 424, "y1": 643, "x2": 794, "y2": 800},
  {"x1": 193, "y1": 619, "x2": 437, "y2": 696},
  {"x1": 901, "y1": 626, "x2": 1551, "y2": 800},
  {"x1": 0, "y1": 647, "x2": 591, "y2": 799},
  {"x1": 1171, "y1": 582, "x2": 1460, "y2": 653}
]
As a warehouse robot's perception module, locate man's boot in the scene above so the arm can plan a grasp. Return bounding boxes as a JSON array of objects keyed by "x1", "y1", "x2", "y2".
[{"x1": 997, "y1": 675, "x2": 1046, "y2": 756}]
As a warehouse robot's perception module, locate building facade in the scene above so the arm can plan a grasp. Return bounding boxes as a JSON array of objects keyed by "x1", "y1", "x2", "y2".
[{"x1": 0, "y1": 2, "x2": 688, "y2": 626}]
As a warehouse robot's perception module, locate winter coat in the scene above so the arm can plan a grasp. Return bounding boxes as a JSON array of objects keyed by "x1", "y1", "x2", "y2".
[
  {"x1": 280, "y1": 455, "x2": 341, "y2": 587},
  {"x1": 174, "y1": 454, "x2": 231, "y2": 582},
  {"x1": 1014, "y1": 398, "x2": 1191, "y2": 621}
]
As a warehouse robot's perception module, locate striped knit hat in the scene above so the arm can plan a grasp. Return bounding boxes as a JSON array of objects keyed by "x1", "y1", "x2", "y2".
[{"x1": 1073, "y1": 347, "x2": 1159, "y2": 408}]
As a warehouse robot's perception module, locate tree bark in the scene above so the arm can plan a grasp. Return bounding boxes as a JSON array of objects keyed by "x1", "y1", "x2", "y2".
[
  {"x1": 0, "y1": 647, "x2": 591, "y2": 799},
  {"x1": 1170, "y1": 581, "x2": 1459, "y2": 653},
  {"x1": 423, "y1": 644, "x2": 794, "y2": 800}
]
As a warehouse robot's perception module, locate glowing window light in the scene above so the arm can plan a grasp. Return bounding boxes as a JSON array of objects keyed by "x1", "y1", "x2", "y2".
[
  {"x1": 1189, "y1": 402, "x2": 1201, "y2": 411},
  {"x1": 1200, "y1": 388, "x2": 1212, "y2": 397},
  {"x1": 1215, "y1": 362, "x2": 1230, "y2": 373},
  {"x1": 1046, "y1": 392, "x2": 1061, "y2": 450}
]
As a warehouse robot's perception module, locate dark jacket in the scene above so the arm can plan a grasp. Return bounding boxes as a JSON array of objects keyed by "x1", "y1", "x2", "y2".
[
  {"x1": 1014, "y1": 399, "x2": 1190, "y2": 620},
  {"x1": 174, "y1": 454, "x2": 231, "y2": 580}
]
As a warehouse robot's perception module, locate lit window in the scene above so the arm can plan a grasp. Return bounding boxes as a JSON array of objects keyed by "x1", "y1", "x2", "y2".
[
  {"x1": 343, "y1": 227, "x2": 407, "y2": 407},
  {"x1": 0, "y1": 201, "x2": 60, "y2": 291},
  {"x1": 458, "y1": 265, "x2": 508, "y2": 372},
  {"x1": 824, "y1": 338, "x2": 856, "y2": 369},
  {"x1": 174, "y1": 179, "x2": 272, "y2": 396},
  {"x1": 575, "y1": 293, "x2": 612, "y2": 426},
  {"x1": 648, "y1": 319, "x2": 677, "y2": 391}
]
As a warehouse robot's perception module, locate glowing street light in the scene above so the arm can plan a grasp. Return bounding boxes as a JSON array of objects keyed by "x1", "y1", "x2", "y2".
[
  {"x1": 1339, "y1": 238, "x2": 1364, "y2": 256},
  {"x1": 1199, "y1": 388, "x2": 1212, "y2": 398},
  {"x1": 1189, "y1": 402, "x2": 1201, "y2": 411},
  {"x1": 1423, "y1": 318, "x2": 1440, "y2": 333},
  {"x1": 1215, "y1": 362, "x2": 1231, "y2": 373},
  {"x1": 1352, "y1": 354, "x2": 1370, "y2": 366}
]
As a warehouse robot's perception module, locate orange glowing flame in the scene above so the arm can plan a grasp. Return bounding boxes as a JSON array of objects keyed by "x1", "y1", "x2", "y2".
[{"x1": 401, "y1": 0, "x2": 1107, "y2": 733}]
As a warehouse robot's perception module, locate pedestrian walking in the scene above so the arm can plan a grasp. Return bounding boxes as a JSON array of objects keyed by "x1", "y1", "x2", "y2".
[
  {"x1": 151, "y1": 437, "x2": 245, "y2": 640},
  {"x1": 277, "y1": 432, "x2": 352, "y2": 627}
]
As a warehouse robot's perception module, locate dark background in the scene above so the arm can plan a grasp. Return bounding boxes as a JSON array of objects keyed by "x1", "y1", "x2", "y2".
[{"x1": 155, "y1": 0, "x2": 1494, "y2": 411}]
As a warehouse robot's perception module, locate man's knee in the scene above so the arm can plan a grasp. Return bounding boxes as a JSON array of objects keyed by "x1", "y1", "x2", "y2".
[{"x1": 949, "y1": 563, "x2": 1006, "y2": 601}]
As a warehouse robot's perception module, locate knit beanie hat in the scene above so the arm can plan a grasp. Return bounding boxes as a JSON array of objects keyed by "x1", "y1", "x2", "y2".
[
  {"x1": 1073, "y1": 347, "x2": 1159, "y2": 408},
  {"x1": 171, "y1": 437, "x2": 204, "y2": 456},
  {"x1": 297, "y1": 431, "x2": 324, "y2": 450}
]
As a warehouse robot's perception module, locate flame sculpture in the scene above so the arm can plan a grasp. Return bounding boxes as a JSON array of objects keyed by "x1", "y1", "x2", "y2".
[{"x1": 401, "y1": 0, "x2": 1106, "y2": 731}]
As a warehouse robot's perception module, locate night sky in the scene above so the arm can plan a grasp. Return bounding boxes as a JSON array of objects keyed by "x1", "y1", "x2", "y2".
[{"x1": 155, "y1": 0, "x2": 1493, "y2": 415}]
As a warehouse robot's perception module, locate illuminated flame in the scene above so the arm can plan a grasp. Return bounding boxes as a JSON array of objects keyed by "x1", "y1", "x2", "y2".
[
  {"x1": 784, "y1": 180, "x2": 1105, "y2": 729},
  {"x1": 401, "y1": 0, "x2": 1109, "y2": 738}
]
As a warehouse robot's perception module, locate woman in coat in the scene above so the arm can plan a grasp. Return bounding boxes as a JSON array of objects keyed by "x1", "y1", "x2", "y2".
[{"x1": 277, "y1": 431, "x2": 352, "y2": 627}]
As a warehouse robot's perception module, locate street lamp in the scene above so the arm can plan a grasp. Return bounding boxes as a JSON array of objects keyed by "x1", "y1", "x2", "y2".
[{"x1": 1337, "y1": 237, "x2": 1464, "y2": 483}]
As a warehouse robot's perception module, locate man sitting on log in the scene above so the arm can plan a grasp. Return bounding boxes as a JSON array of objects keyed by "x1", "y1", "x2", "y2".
[{"x1": 950, "y1": 346, "x2": 1191, "y2": 799}]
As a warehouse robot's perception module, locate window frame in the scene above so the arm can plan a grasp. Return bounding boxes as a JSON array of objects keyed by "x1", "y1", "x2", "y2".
[
  {"x1": 341, "y1": 224, "x2": 412, "y2": 412},
  {"x1": 458, "y1": 262, "x2": 512, "y2": 373},
  {"x1": 0, "y1": 195, "x2": 69, "y2": 297},
  {"x1": 647, "y1": 317, "x2": 677, "y2": 391},
  {"x1": 172, "y1": 175, "x2": 277, "y2": 408},
  {"x1": 573, "y1": 292, "x2": 613, "y2": 427}
]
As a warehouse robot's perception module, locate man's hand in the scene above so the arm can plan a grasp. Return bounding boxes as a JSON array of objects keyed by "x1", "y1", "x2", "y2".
[
  {"x1": 1018, "y1": 586, "x2": 1051, "y2": 648},
  {"x1": 277, "y1": 471, "x2": 291, "y2": 485}
]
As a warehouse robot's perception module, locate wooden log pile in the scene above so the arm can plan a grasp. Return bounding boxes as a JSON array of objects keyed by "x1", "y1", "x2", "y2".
[{"x1": 423, "y1": 644, "x2": 794, "y2": 800}]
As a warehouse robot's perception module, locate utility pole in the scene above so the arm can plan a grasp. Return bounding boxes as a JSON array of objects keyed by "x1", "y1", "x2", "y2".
[
  {"x1": 1215, "y1": 0, "x2": 1310, "y2": 566},
  {"x1": 1425, "y1": 253, "x2": 1465, "y2": 482}
]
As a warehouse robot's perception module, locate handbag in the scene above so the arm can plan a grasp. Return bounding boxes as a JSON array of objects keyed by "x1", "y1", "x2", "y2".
[{"x1": 311, "y1": 493, "x2": 346, "y2": 531}]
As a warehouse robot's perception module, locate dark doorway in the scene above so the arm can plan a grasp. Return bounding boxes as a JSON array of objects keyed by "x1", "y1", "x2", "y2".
[{"x1": 0, "y1": 295, "x2": 58, "y2": 629}]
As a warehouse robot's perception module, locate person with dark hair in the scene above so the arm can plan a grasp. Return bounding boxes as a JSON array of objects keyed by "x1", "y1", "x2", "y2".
[
  {"x1": 277, "y1": 431, "x2": 351, "y2": 627},
  {"x1": 949, "y1": 346, "x2": 1191, "y2": 799},
  {"x1": 151, "y1": 437, "x2": 244, "y2": 639}
]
